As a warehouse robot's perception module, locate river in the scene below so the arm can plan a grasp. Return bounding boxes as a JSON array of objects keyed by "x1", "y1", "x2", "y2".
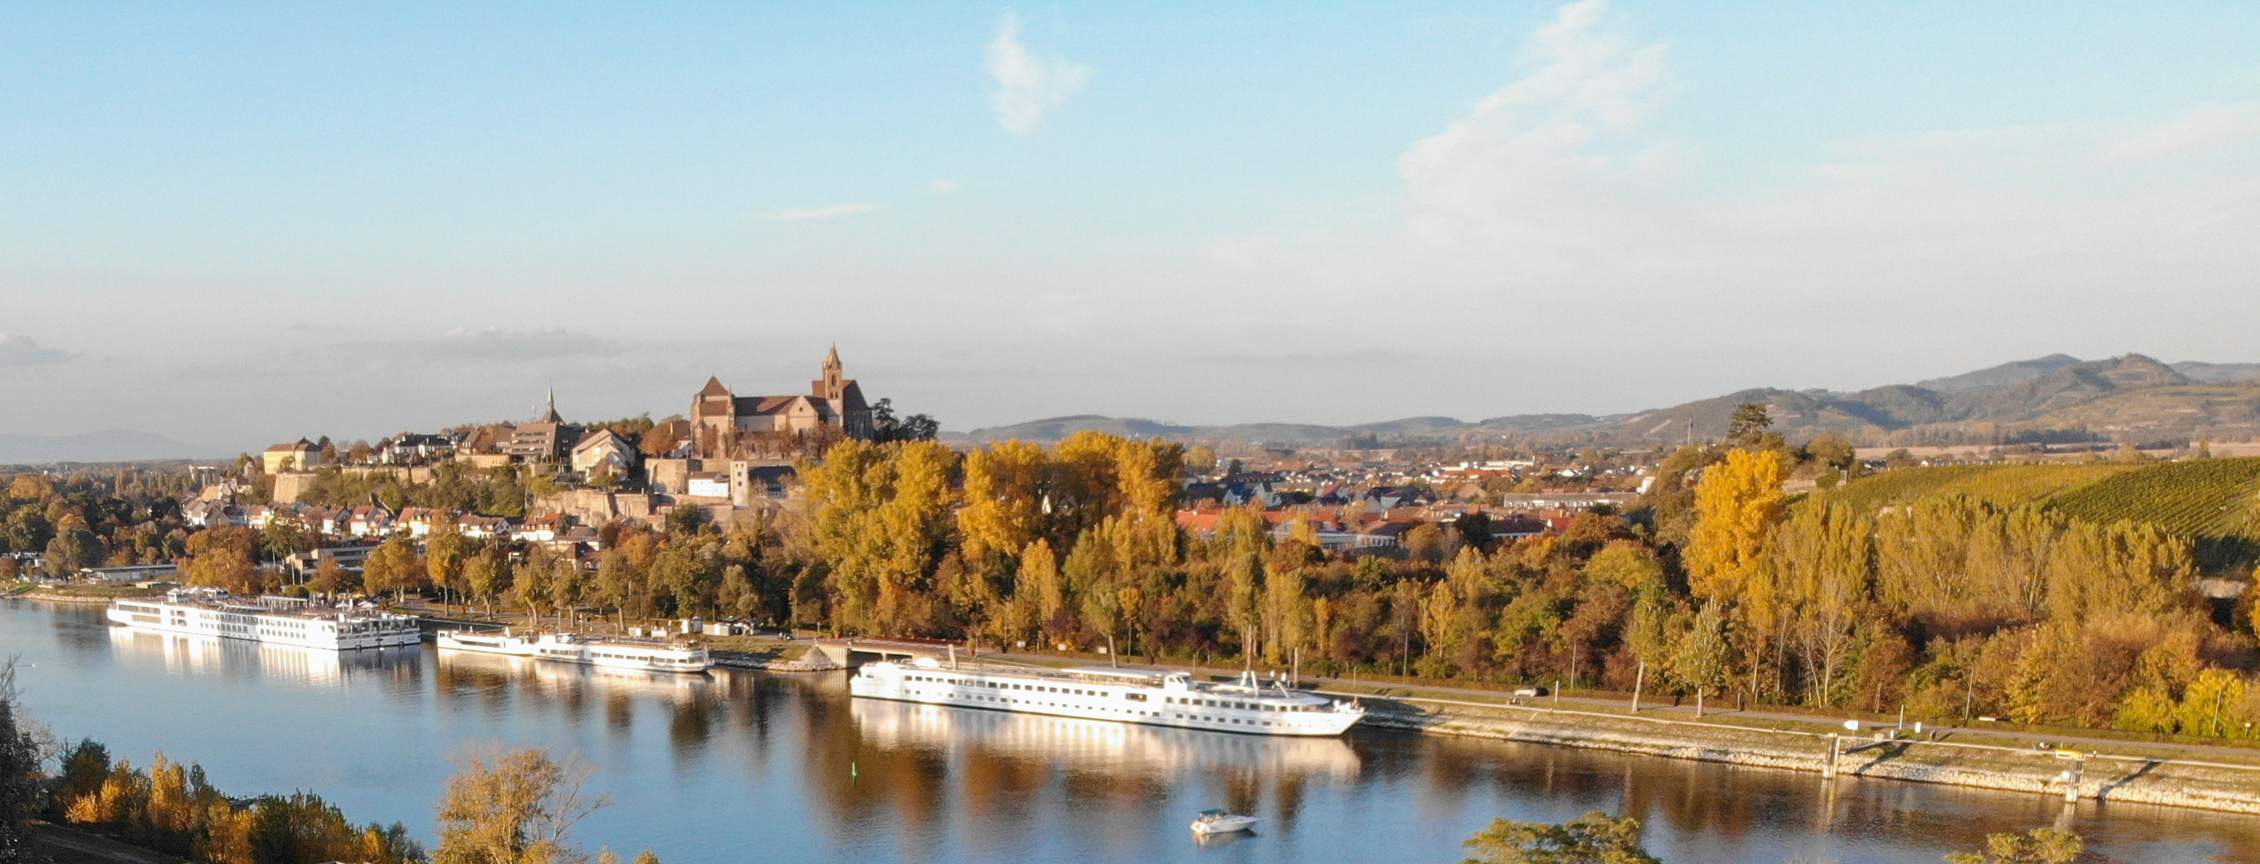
[{"x1": 3, "y1": 601, "x2": 2254, "y2": 863}]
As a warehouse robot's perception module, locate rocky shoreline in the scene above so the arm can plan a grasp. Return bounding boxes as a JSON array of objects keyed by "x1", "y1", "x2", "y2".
[{"x1": 1353, "y1": 695, "x2": 2260, "y2": 816}]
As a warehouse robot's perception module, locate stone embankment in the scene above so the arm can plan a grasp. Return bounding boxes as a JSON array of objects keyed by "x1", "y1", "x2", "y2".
[
  {"x1": 714, "y1": 648, "x2": 840, "y2": 672},
  {"x1": 1348, "y1": 694, "x2": 2260, "y2": 815}
]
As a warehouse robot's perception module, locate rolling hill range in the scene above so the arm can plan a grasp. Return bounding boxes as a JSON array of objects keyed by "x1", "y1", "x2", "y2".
[
  {"x1": 1822, "y1": 458, "x2": 2260, "y2": 572},
  {"x1": 952, "y1": 354, "x2": 2260, "y2": 448},
  {"x1": 0, "y1": 429, "x2": 217, "y2": 465}
]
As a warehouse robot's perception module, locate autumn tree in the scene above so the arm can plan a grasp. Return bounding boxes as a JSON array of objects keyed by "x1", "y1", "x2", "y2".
[
  {"x1": 802, "y1": 440, "x2": 961, "y2": 635},
  {"x1": 362, "y1": 535, "x2": 425, "y2": 602},
  {"x1": 426, "y1": 526, "x2": 471, "y2": 606},
  {"x1": 466, "y1": 547, "x2": 509, "y2": 616},
  {"x1": 1460, "y1": 811, "x2": 1660, "y2": 864},
  {"x1": 1685, "y1": 448, "x2": 1785, "y2": 609},
  {"x1": 434, "y1": 747, "x2": 607, "y2": 864},
  {"x1": 1771, "y1": 499, "x2": 1874, "y2": 706},
  {"x1": 1944, "y1": 828, "x2": 2084, "y2": 864},
  {"x1": 183, "y1": 527, "x2": 261, "y2": 594},
  {"x1": 956, "y1": 441, "x2": 1049, "y2": 575}
]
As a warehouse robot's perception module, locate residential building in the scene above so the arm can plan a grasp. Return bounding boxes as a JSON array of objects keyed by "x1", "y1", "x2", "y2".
[
  {"x1": 503, "y1": 388, "x2": 580, "y2": 462},
  {"x1": 262, "y1": 439, "x2": 320, "y2": 474},
  {"x1": 570, "y1": 428, "x2": 636, "y2": 476}
]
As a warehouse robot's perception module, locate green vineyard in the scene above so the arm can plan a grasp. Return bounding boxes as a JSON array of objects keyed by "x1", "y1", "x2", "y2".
[
  {"x1": 1829, "y1": 457, "x2": 2260, "y2": 572},
  {"x1": 2049, "y1": 458, "x2": 2260, "y2": 570},
  {"x1": 1824, "y1": 462, "x2": 2140, "y2": 513}
]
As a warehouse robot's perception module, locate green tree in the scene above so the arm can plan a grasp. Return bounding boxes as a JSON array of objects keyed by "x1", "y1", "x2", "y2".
[
  {"x1": 1668, "y1": 602, "x2": 1732, "y2": 717},
  {"x1": 1726, "y1": 402, "x2": 1774, "y2": 448},
  {"x1": 0, "y1": 662, "x2": 44, "y2": 864}
]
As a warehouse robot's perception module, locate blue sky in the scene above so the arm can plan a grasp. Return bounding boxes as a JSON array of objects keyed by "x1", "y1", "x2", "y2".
[{"x1": 4, "y1": 2, "x2": 2258, "y2": 450}]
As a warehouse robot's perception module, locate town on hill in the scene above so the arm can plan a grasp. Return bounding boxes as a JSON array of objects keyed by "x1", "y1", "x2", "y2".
[{"x1": 10, "y1": 389, "x2": 2260, "y2": 752}]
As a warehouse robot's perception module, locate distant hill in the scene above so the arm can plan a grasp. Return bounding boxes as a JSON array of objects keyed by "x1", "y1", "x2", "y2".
[
  {"x1": 2171, "y1": 361, "x2": 2260, "y2": 384},
  {"x1": 1914, "y1": 353, "x2": 2084, "y2": 393},
  {"x1": 0, "y1": 429, "x2": 217, "y2": 465},
  {"x1": 951, "y1": 353, "x2": 2260, "y2": 448}
]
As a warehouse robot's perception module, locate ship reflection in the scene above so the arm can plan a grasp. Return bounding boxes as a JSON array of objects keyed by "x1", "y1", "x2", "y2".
[
  {"x1": 849, "y1": 698, "x2": 1361, "y2": 780},
  {"x1": 813, "y1": 697, "x2": 1359, "y2": 853},
  {"x1": 433, "y1": 649, "x2": 714, "y2": 703},
  {"x1": 104, "y1": 625, "x2": 415, "y2": 689},
  {"x1": 432, "y1": 649, "x2": 732, "y2": 748}
]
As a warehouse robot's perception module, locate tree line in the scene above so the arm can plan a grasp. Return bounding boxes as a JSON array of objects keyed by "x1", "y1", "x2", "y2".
[{"x1": 98, "y1": 423, "x2": 2260, "y2": 741}]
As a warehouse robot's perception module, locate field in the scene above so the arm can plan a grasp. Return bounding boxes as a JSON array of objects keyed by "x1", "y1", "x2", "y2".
[
  {"x1": 1825, "y1": 463, "x2": 2141, "y2": 513},
  {"x1": 2050, "y1": 459, "x2": 2260, "y2": 570},
  {"x1": 1827, "y1": 458, "x2": 2260, "y2": 572}
]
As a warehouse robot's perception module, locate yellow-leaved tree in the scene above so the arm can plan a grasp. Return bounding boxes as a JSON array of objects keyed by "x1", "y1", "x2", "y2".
[{"x1": 1686, "y1": 448, "x2": 1786, "y2": 607}]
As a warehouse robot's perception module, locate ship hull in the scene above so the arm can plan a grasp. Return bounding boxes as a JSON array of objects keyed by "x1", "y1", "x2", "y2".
[{"x1": 849, "y1": 663, "x2": 1361, "y2": 737}]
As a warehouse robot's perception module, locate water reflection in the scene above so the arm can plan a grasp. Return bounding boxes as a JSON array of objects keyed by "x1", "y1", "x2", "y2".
[
  {"x1": 432, "y1": 650, "x2": 732, "y2": 753},
  {"x1": 849, "y1": 698, "x2": 1362, "y2": 780},
  {"x1": 11, "y1": 602, "x2": 2257, "y2": 864},
  {"x1": 105, "y1": 625, "x2": 417, "y2": 690}
]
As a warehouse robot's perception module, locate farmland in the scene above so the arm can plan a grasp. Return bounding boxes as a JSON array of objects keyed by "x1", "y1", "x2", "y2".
[{"x1": 1827, "y1": 457, "x2": 2260, "y2": 572}]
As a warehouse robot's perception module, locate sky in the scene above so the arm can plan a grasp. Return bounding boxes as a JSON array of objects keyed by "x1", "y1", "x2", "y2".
[{"x1": 3, "y1": 1, "x2": 2258, "y2": 452}]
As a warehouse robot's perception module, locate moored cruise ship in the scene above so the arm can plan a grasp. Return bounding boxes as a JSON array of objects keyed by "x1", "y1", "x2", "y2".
[
  {"x1": 435, "y1": 629, "x2": 713, "y2": 674},
  {"x1": 106, "y1": 589, "x2": 422, "y2": 650},
  {"x1": 850, "y1": 657, "x2": 1364, "y2": 737}
]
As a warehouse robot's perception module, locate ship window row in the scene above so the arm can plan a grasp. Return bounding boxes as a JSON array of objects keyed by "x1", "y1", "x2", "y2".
[
  {"x1": 1163, "y1": 696, "x2": 1317, "y2": 713},
  {"x1": 907, "y1": 675, "x2": 1119, "y2": 699}
]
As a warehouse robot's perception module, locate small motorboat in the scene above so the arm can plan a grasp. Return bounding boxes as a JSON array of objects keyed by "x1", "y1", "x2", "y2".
[{"x1": 1190, "y1": 809, "x2": 1258, "y2": 836}]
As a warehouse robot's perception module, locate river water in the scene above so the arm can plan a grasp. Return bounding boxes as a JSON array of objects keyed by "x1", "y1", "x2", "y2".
[{"x1": 3, "y1": 601, "x2": 2254, "y2": 864}]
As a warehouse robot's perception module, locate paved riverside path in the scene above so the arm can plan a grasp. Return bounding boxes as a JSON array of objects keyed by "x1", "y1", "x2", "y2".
[{"x1": 974, "y1": 647, "x2": 2260, "y2": 770}]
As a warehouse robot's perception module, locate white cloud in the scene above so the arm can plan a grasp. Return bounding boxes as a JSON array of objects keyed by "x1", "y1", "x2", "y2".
[
  {"x1": 2101, "y1": 101, "x2": 2260, "y2": 162},
  {"x1": 986, "y1": 12, "x2": 1090, "y2": 135},
  {"x1": 0, "y1": 334, "x2": 72, "y2": 367},
  {"x1": 1396, "y1": 0, "x2": 1677, "y2": 255},
  {"x1": 930, "y1": 178, "x2": 962, "y2": 195},
  {"x1": 765, "y1": 203, "x2": 877, "y2": 223},
  {"x1": 1204, "y1": 0, "x2": 2260, "y2": 402}
]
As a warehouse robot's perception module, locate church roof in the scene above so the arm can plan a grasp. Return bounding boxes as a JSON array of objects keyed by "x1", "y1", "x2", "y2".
[
  {"x1": 836, "y1": 380, "x2": 868, "y2": 413},
  {"x1": 697, "y1": 376, "x2": 732, "y2": 398},
  {"x1": 739, "y1": 395, "x2": 820, "y2": 416}
]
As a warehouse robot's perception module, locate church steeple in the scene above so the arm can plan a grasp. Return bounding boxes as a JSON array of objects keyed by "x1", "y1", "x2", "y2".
[
  {"x1": 535, "y1": 382, "x2": 562, "y2": 423},
  {"x1": 819, "y1": 345, "x2": 845, "y2": 400}
]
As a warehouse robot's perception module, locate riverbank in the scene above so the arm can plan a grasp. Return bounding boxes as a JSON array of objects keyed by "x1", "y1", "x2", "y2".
[
  {"x1": 4, "y1": 585, "x2": 157, "y2": 605},
  {"x1": 970, "y1": 647, "x2": 2260, "y2": 816},
  {"x1": 1349, "y1": 692, "x2": 2260, "y2": 815}
]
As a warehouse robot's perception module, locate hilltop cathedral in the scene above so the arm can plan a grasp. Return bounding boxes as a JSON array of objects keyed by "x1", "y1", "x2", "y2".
[{"x1": 689, "y1": 347, "x2": 873, "y2": 458}]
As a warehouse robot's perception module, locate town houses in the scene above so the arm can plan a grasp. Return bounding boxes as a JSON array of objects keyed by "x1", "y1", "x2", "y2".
[{"x1": 144, "y1": 345, "x2": 1664, "y2": 595}]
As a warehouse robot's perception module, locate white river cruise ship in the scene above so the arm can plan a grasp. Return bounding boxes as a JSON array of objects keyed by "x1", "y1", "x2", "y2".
[
  {"x1": 850, "y1": 657, "x2": 1364, "y2": 737},
  {"x1": 106, "y1": 589, "x2": 422, "y2": 650},
  {"x1": 435, "y1": 630, "x2": 714, "y2": 674}
]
